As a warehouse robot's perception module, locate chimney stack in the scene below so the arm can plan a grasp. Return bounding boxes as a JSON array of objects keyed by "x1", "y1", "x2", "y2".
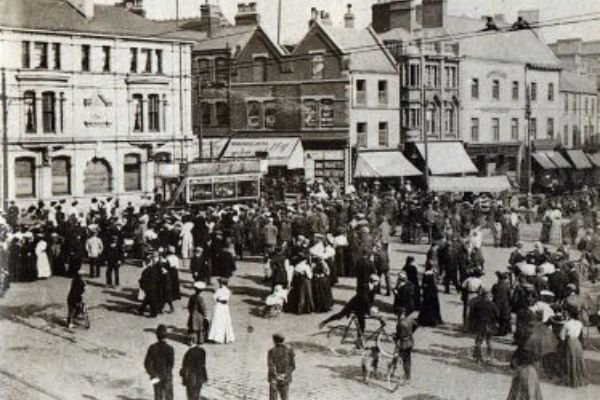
[
  {"x1": 320, "y1": 10, "x2": 332, "y2": 26},
  {"x1": 421, "y1": 0, "x2": 447, "y2": 29},
  {"x1": 372, "y1": 0, "x2": 418, "y2": 34},
  {"x1": 309, "y1": 7, "x2": 318, "y2": 27},
  {"x1": 344, "y1": 4, "x2": 355, "y2": 28},
  {"x1": 66, "y1": 0, "x2": 94, "y2": 19},
  {"x1": 235, "y1": 2, "x2": 260, "y2": 26}
]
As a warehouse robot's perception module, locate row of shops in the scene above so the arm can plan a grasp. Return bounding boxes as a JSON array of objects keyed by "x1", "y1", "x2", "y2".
[{"x1": 530, "y1": 148, "x2": 600, "y2": 192}]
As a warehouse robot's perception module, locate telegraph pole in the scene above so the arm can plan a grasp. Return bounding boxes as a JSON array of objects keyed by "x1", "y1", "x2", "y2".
[
  {"x1": 420, "y1": 42, "x2": 430, "y2": 194},
  {"x1": 277, "y1": 0, "x2": 282, "y2": 45},
  {"x1": 525, "y1": 67, "x2": 532, "y2": 196},
  {"x1": 1, "y1": 69, "x2": 8, "y2": 210}
]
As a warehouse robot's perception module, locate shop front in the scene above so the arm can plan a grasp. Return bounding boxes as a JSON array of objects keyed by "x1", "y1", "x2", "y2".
[
  {"x1": 353, "y1": 150, "x2": 421, "y2": 191},
  {"x1": 564, "y1": 149, "x2": 593, "y2": 189},
  {"x1": 586, "y1": 152, "x2": 600, "y2": 187},
  {"x1": 531, "y1": 151, "x2": 573, "y2": 193},
  {"x1": 465, "y1": 142, "x2": 521, "y2": 182}
]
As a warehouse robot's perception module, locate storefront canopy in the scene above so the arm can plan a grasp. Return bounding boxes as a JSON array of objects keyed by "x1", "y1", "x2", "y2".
[
  {"x1": 353, "y1": 151, "x2": 421, "y2": 178},
  {"x1": 222, "y1": 137, "x2": 304, "y2": 170},
  {"x1": 587, "y1": 152, "x2": 600, "y2": 168},
  {"x1": 566, "y1": 150, "x2": 593, "y2": 169},
  {"x1": 532, "y1": 152, "x2": 557, "y2": 170},
  {"x1": 542, "y1": 151, "x2": 572, "y2": 169},
  {"x1": 415, "y1": 142, "x2": 478, "y2": 175},
  {"x1": 430, "y1": 176, "x2": 511, "y2": 193}
]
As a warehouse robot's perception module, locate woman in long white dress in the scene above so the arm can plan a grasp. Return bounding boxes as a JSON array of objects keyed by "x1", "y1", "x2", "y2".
[
  {"x1": 180, "y1": 221, "x2": 195, "y2": 270},
  {"x1": 548, "y1": 207, "x2": 563, "y2": 246},
  {"x1": 35, "y1": 236, "x2": 52, "y2": 279},
  {"x1": 208, "y1": 278, "x2": 235, "y2": 344}
]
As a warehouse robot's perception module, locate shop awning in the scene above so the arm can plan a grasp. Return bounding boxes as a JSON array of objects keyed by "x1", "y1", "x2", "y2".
[
  {"x1": 566, "y1": 150, "x2": 592, "y2": 169},
  {"x1": 430, "y1": 176, "x2": 511, "y2": 193},
  {"x1": 532, "y1": 152, "x2": 557, "y2": 170},
  {"x1": 222, "y1": 137, "x2": 304, "y2": 170},
  {"x1": 542, "y1": 151, "x2": 572, "y2": 169},
  {"x1": 415, "y1": 142, "x2": 478, "y2": 175},
  {"x1": 587, "y1": 152, "x2": 600, "y2": 167},
  {"x1": 354, "y1": 151, "x2": 421, "y2": 178}
]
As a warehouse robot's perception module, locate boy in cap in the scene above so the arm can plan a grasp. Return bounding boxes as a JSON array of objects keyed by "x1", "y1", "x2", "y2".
[{"x1": 468, "y1": 287, "x2": 499, "y2": 363}]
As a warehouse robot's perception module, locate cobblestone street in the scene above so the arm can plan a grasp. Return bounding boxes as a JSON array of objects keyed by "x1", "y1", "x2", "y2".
[{"x1": 1, "y1": 226, "x2": 599, "y2": 400}]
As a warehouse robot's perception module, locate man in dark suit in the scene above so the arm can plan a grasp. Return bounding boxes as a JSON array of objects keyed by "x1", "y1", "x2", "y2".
[
  {"x1": 105, "y1": 235, "x2": 123, "y2": 287},
  {"x1": 468, "y1": 288, "x2": 499, "y2": 363},
  {"x1": 144, "y1": 324, "x2": 174, "y2": 400},
  {"x1": 139, "y1": 254, "x2": 161, "y2": 317},
  {"x1": 268, "y1": 333, "x2": 295, "y2": 400},
  {"x1": 180, "y1": 337, "x2": 208, "y2": 400}
]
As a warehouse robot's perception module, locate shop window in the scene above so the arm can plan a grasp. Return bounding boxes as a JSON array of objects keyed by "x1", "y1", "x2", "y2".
[
  {"x1": 216, "y1": 102, "x2": 229, "y2": 126},
  {"x1": 84, "y1": 158, "x2": 112, "y2": 194},
  {"x1": 24, "y1": 91, "x2": 36, "y2": 133},
  {"x1": 356, "y1": 80, "x2": 366, "y2": 105},
  {"x1": 81, "y1": 45, "x2": 90, "y2": 71},
  {"x1": 264, "y1": 101, "x2": 276, "y2": 129},
  {"x1": 253, "y1": 57, "x2": 267, "y2": 82},
  {"x1": 51, "y1": 156, "x2": 70, "y2": 195},
  {"x1": 124, "y1": 154, "x2": 141, "y2": 192},
  {"x1": 247, "y1": 101, "x2": 263, "y2": 128},
  {"x1": 132, "y1": 94, "x2": 144, "y2": 132},
  {"x1": 148, "y1": 94, "x2": 160, "y2": 132},
  {"x1": 302, "y1": 99, "x2": 318, "y2": 128},
  {"x1": 357, "y1": 122, "x2": 368, "y2": 148},
  {"x1": 311, "y1": 54, "x2": 324, "y2": 80},
  {"x1": 42, "y1": 91, "x2": 56, "y2": 133},
  {"x1": 378, "y1": 122, "x2": 389, "y2": 147},
  {"x1": 320, "y1": 99, "x2": 334, "y2": 128},
  {"x1": 130, "y1": 48, "x2": 138, "y2": 73},
  {"x1": 15, "y1": 157, "x2": 36, "y2": 198}
]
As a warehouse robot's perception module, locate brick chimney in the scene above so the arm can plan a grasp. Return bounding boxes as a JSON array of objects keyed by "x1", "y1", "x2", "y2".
[
  {"x1": 66, "y1": 0, "x2": 94, "y2": 19},
  {"x1": 235, "y1": 2, "x2": 260, "y2": 26},
  {"x1": 320, "y1": 10, "x2": 332, "y2": 26},
  {"x1": 344, "y1": 4, "x2": 355, "y2": 28},
  {"x1": 372, "y1": 0, "x2": 418, "y2": 34},
  {"x1": 421, "y1": 0, "x2": 447, "y2": 29},
  {"x1": 309, "y1": 7, "x2": 318, "y2": 28}
]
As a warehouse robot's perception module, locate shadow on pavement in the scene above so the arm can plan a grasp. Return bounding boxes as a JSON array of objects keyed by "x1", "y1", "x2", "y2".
[{"x1": 316, "y1": 364, "x2": 364, "y2": 383}]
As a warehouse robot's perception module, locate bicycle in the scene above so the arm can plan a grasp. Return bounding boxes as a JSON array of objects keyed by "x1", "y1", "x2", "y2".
[{"x1": 324, "y1": 314, "x2": 396, "y2": 357}]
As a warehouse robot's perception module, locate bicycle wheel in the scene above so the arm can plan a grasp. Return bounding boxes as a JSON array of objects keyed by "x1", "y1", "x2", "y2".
[
  {"x1": 386, "y1": 356, "x2": 403, "y2": 393},
  {"x1": 327, "y1": 325, "x2": 360, "y2": 356},
  {"x1": 376, "y1": 329, "x2": 396, "y2": 358}
]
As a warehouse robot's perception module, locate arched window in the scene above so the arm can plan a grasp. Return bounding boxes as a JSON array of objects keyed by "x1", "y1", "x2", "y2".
[
  {"x1": 24, "y1": 91, "x2": 36, "y2": 133},
  {"x1": 15, "y1": 157, "x2": 36, "y2": 198},
  {"x1": 124, "y1": 154, "x2": 142, "y2": 192},
  {"x1": 83, "y1": 158, "x2": 112, "y2": 194},
  {"x1": 51, "y1": 156, "x2": 71, "y2": 195}
]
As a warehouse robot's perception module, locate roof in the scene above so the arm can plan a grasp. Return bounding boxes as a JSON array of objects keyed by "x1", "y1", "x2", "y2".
[
  {"x1": 415, "y1": 142, "x2": 478, "y2": 175},
  {"x1": 0, "y1": 0, "x2": 193, "y2": 42},
  {"x1": 316, "y1": 23, "x2": 397, "y2": 73},
  {"x1": 379, "y1": 16, "x2": 561, "y2": 69},
  {"x1": 559, "y1": 71, "x2": 598, "y2": 94},
  {"x1": 354, "y1": 151, "x2": 421, "y2": 178},
  {"x1": 192, "y1": 25, "x2": 266, "y2": 54}
]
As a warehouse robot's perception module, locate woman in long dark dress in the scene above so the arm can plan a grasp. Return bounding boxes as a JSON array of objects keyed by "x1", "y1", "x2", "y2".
[
  {"x1": 8, "y1": 238, "x2": 22, "y2": 282},
  {"x1": 312, "y1": 259, "x2": 333, "y2": 313},
  {"x1": 418, "y1": 266, "x2": 442, "y2": 326},
  {"x1": 21, "y1": 234, "x2": 37, "y2": 281},
  {"x1": 403, "y1": 256, "x2": 421, "y2": 311},
  {"x1": 284, "y1": 255, "x2": 314, "y2": 315},
  {"x1": 507, "y1": 347, "x2": 543, "y2": 400},
  {"x1": 48, "y1": 233, "x2": 66, "y2": 276},
  {"x1": 560, "y1": 308, "x2": 588, "y2": 387}
]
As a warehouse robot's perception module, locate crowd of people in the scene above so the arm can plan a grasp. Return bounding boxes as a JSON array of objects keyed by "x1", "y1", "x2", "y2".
[{"x1": 0, "y1": 184, "x2": 599, "y2": 399}]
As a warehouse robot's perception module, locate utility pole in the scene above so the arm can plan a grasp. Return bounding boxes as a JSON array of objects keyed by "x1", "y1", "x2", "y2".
[
  {"x1": 1, "y1": 69, "x2": 8, "y2": 210},
  {"x1": 420, "y1": 42, "x2": 430, "y2": 194},
  {"x1": 525, "y1": 66, "x2": 532, "y2": 196},
  {"x1": 277, "y1": 0, "x2": 282, "y2": 45}
]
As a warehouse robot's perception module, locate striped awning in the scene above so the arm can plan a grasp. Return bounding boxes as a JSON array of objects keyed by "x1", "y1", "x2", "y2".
[
  {"x1": 566, "y1": 150, "x2": 592, "y2": 169},
  {"x1": 532, "y1": 153, "x2": 557, "y2": 170}
]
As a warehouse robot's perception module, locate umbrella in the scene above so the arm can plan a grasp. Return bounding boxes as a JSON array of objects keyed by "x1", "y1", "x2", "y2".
[
  {"x1": 523, "y1": 322, "x2": 558, "y2": 357},
  {"x1": 517, "y1": 263, "x2": 536, "y2": 276}
]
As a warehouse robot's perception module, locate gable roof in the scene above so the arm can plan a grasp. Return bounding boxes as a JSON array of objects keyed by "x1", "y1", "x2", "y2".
[
  {"x1": 378, "y1": 16, "x2": 561, "y2": 70},
  {"x1": 559, "y1": 71, "x2": 598, "y2": 94},
  {"x1": 0, "y1": 0, "x2": 193, "y2": 42},
  {"x1": 299, "y1": 22, "x2": 397, "y2": 73}
]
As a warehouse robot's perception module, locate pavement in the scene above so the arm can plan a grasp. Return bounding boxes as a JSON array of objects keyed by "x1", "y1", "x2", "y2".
[{"x1": 1, "y1": 223, "x2": 599, "y2": 400}]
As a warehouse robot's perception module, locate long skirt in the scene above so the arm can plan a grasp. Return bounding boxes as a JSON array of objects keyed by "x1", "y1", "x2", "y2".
[
  {"x1": 549, "y1": 221, "x2": 562, "y2": 246},
  {"x1": 507, "y1": 364, "x2": 543, "y2": 400},
  {"x1": 284, "y1": 274, "x2": 314, "y2": 315},
  {"x1": 562, "y1": 337, "x2": 588, "y2": 387},
  {"x1": 312, "y1": 275, "x2": 333, "y2": 313},
  {"x1": 208, "y1": 303, "x2": 235, "y2": 344}
]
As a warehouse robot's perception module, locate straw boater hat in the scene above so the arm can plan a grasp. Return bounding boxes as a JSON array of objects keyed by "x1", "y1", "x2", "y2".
[{"x1": 193, "y1": 281, "x2": 206, "y2": 290}]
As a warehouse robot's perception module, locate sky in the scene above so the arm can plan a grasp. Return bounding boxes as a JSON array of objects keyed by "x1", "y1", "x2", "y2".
[{"x1": 98, "y1": 0, "x2": 600, "y2": 44}]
